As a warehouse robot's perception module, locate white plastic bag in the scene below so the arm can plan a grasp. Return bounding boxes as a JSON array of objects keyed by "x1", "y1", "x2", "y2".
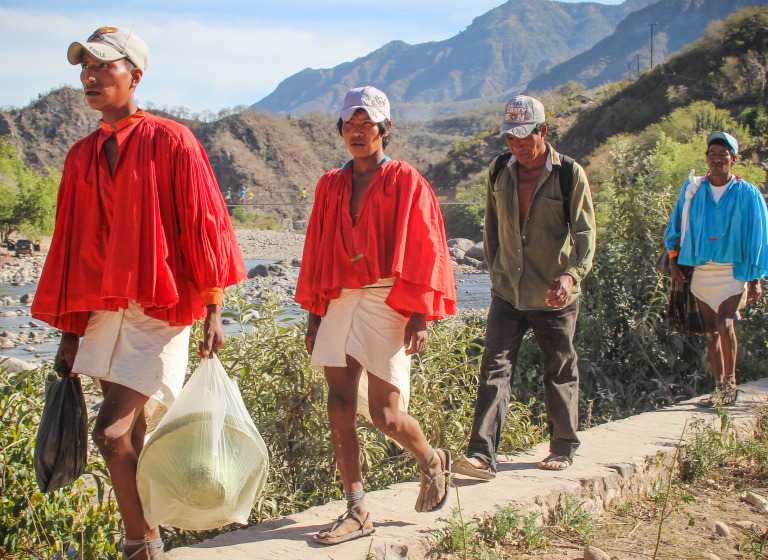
[{"x1": 137, "y1": 355, "x2": 269, "y2": 530}]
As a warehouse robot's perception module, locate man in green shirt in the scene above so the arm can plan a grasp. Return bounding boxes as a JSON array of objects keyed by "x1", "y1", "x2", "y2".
[{"x1": 453, "y1": 95, "x2": 596, "y2": 476}]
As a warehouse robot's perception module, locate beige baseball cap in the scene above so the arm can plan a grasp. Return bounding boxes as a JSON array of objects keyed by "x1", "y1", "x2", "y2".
[{"x1": 67, "y1": 26, "x2": 150, "y2": 71}]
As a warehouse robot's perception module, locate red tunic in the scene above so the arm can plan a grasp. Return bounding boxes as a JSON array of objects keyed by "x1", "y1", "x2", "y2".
[
  {"x1": 295, "y1": 159, "x2": 456, "y2": 320},
  {"x1": 31, "y1": 110, "x2": 246, "y2": 335}
]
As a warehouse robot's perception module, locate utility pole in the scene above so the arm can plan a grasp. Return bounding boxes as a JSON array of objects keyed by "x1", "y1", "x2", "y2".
[
  {"x1": 647, "y1": 23, "x2": 658, "y2": 68},
  {"x1": 636, "y1": 54, "x2": 641, "y2": 74}
]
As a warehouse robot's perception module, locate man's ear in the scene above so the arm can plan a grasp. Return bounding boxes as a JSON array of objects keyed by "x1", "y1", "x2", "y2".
[
  {"x1": 540, "y1": 123, "x2": 548, "y2": 138},
  {"x1": 383, "y1": 121, "x2": 392, "y2": 138},
  {"x1": 130, "y1": 67, "x2": 143, "y2": 90}
]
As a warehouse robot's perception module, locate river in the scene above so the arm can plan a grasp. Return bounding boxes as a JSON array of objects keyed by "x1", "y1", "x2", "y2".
[{"x1": 0, "y1": 259, "x2": 491, "y2": 364}]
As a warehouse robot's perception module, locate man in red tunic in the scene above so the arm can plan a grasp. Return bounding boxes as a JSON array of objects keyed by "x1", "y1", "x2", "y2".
[
  {"x1": 295, "y1": 86, "x2": 457, "y2": 545},
  {"x1": 31, "y1": 27, "x2": 245, "y2": 559}
]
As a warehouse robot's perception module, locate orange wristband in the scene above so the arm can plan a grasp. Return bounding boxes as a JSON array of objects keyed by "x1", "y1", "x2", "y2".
[
  {"x1": 201, "y1": 287, "x2": 224, "y2": 306},
  {"x1": 668, "y1": 249, "x2": 679, "y2": 258}
]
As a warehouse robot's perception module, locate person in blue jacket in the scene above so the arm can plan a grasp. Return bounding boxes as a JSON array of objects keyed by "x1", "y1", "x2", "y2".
[{"x1": 665, "y1": 132, "x2": 768, "y2": 406}]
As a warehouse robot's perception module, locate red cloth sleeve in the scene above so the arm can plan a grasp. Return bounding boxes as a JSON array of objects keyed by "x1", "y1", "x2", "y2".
[
  {"x1": 295, "y1": 173, "x2": 335, "y2": 315},
  {"x1": 171, "y1": 131, "x2": 246, "y2": 302},
  {"x1": 386, "y1": 168, "x2": 456, "y2": 320}
]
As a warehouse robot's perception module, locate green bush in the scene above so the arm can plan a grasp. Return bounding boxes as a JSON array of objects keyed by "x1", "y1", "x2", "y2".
[{"x1": 0, "y1": 369, "x2": 120, "y2": 559}]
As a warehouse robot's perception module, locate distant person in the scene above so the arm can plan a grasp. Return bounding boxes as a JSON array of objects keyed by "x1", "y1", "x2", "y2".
[
  {"x1": 665, "y1": 132, "x2": 768, "y2": 407},
  {"x1": 31, "y1": 27, "x2": 245, "y2": 560},
  {"x1": 247, "y1": 191, "x2": 254, "y2": 201},
  {"x1": 300, "y1": 187, "x2": 307, "y2": 202},
  {"x1": 452, "y1": 95, "x2": 596, "y2": 477},
  {"x1": 295, "y1": 86, "x2": 457, "y2": 545}
]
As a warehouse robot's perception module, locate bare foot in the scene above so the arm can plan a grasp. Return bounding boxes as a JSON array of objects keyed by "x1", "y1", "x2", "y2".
[
  {"x1": 314, "y1": 502, "x2": 373, "y2": 543},
  {"x1": 415, "y1": 449, "x2": 448, "y2": 512}
]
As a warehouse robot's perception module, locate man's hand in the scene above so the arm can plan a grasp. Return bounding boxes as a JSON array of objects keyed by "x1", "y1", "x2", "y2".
[
  {"x1": 747, "y1": 280, "x2": 763, "y2": 305},
  {"x1": 404, "y1": 312, "x2": 428, "y2": 356},
  {"x1": 197, "y1": 304, "x2": 223, "y2": 359},
  {"x1": 546, "y1": 275, "x2": 575, "y2": 307},
  {"x1": 305, "y1": 313, "x2": 321, "y2": 355},
  {"x1": 54, "y1": 332, "x2": 79, "y2": 378},
  {"x1": 670, "y1": 257, "x2": 689, "y2": 283}
]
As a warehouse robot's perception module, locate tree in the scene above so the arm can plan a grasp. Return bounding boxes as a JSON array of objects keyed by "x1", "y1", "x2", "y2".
[
  {"x1": 556, "y1": 81, "x2": 586, "y2": 101},
  {"x1": 0, "y1": 137, "x2": 60, "y2": 241}
]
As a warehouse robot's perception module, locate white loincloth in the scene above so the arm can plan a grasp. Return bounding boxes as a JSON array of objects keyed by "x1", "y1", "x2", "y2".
[
  {"x1": 691, "y1": 262, "x2": 746, "y2": 312},
  {"x1": 310, "y1": 278, "x2": 410, "y2": 422},
  {"x1": 72, "y1": 300, "x2": 190, "y2": 419}
]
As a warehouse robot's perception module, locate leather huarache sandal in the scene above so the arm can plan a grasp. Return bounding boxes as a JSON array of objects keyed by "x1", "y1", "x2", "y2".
[
  {"x1": 416, "y1": 448, "x2": 452, "y2": 513},
  {"x1": 697, "y1": 386, "x2": 725, "y2": 408},
  {"x1": 314, "y1": 506, "x2": 375, "y2": 545},
  {"x1": 721, "y1": 386, "x2": 738, "y2": 407},
  {"x1": 147, "y1": 537, "x2": 165, "y2": 559}
]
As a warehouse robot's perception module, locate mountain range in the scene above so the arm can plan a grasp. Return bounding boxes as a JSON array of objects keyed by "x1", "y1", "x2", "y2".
[
  {"x1": 254, "y1": 0, "x2": 653, "y2": 117},
  {"x1": 526, "y1": 0, "x2": 768, "y2": 93},
  {"x1": 255, "y1": 0, "x2": 768, "y2": 118}
]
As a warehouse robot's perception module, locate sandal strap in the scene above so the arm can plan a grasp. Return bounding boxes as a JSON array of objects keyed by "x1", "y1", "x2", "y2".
[
  {"x1": 543, "y1": 455, "x2": 572, "y2": 465},
  {"x1": 124, "y1": 538, "x2": 147, "y2": 546},
  {"x1": 323, "y1": 508, "x2": 368, "y2": 536},
  {"x1": 147, "y1": 538, "x2": 164, "y2": 559},
  {"x1": 123, "y1": 538, "x2": 148, "y2": 560}
]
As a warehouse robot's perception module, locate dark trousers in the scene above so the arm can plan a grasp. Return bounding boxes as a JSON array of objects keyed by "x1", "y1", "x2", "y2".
[{"x1": 467, "y1": 296, "x2": 581, "y2": 470}]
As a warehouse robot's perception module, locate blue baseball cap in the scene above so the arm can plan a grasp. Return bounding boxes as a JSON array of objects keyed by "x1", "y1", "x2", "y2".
[{"x1": 706, "y1": 132, "x2": 738, "y2": 155}]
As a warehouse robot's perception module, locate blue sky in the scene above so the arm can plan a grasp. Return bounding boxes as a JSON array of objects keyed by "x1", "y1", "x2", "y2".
[{"x1": 0, "y1": 0, "x2": 625, "y2": 113}]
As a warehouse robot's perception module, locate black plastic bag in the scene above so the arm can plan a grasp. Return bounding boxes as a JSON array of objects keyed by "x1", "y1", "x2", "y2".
[{"x1": 34, "y1": 374, "x2": 89, "y2": 492}]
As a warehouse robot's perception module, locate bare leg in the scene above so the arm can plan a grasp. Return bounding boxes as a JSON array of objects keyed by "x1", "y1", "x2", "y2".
[
  {"x1": 697, "y1": 293, "x2": 741, "y2": 390},
  {"x1": 94, "y1": 381, "x2": 156, "y2": 559},
  {"x1": 366, "y1": 374, "x2": 446, "y2": 512},
  {"x1": 316, "y1": 357, "x2": 373, "y2": 539}
]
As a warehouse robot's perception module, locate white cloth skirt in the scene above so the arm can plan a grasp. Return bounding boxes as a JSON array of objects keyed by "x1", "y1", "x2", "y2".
[
  {"x1": 691, "y1": 262, "x2": 746, "y2": 312},
  {"x1": 72, "y1": 300, "x2": 190, "y2": 418},
  {"x1": 310, "y1": 278, "x2": 410, "y2": 422}
]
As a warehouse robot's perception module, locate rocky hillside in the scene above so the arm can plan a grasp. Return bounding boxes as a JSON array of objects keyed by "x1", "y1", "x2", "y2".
[
  {"x1": 526, "y1": 0, "x2": 768, "y2": 93},
  {"x1": 253, "y1": 0, "x2": 653, "y2": 117},
  {"x1": 556, "y1": 6, "x2": 768, "y2": 160},
  {"x1": 0, "y1": 87, "x2": 501, "y2": 229}
]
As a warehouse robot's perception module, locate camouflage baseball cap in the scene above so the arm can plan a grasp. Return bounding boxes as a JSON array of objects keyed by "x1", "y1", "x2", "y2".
[{"x1": 500, "y1": 95, "x2": 546, "y2": 139}]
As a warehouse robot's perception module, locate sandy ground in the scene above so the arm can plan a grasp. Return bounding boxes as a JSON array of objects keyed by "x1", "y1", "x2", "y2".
[{"x1": 234, "y1": 229, "x2": 307, "y2": 261}]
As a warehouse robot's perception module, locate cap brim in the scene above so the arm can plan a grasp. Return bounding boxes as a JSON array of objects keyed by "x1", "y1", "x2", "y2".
[
  {"x1": 340, "y1": 106, "x2": 387, "y2": 123},
  {"x1": 500, "y1": 122, "x2": 537, "y2": 139},
  {"x1": 67, "y1": 41, "x2": 126, "y2": 65},
  {"x1": 706, "y1": 132, "x2": 739, "y2": 154}
]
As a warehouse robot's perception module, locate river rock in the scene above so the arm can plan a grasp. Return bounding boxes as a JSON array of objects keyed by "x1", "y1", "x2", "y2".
[
  {"x1": 735, "y1": 520, "x2": 757, "y2": 531},
  {"x1": 741, "y1": 491, "x2": 768, "y2": 511},
  {"x1": 2, "y1": 311, "x2": 16, "y2": 318},
  {"x1": 291, "y1": 258, "x2": 302, "y2": 267},
  {"x1": 20, "y1": 293, "x2": 34, "y2": 304},
  {"x1": 584, "y1": 546, "x2": 611, "y2": 560},
  {"x1": 459, "y1": 257, "x2": 481, "y2": 267},
  {"x1": 1, "y1": 338, "x2": 15, "y2": 348},
  {"x1": 449, "y1": 247, "x2": 465, "y2": 261},
  {"x1": 706, "y1": 520, "x2": 731, "y2": 537},
  {"x1": 478, "y1": 260, "x2": 489, "y2": 271},
  {"x1": 447, "y1": 238, "x2": 475, "y2": 252},
  {"x1": 248, "y1": 264, "x2": 290, "y2": 278},
  {"x1": 465, "y1": 242, "x2": 485, "y2": 261},
  {"x1": 703, "y1": 554, "x2": 721, "y2": 560}
]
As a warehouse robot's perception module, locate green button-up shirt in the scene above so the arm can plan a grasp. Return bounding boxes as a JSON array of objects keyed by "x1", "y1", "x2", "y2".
[{"x1": 484, "y1": 143, "x2": 596, "y2": 310}]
